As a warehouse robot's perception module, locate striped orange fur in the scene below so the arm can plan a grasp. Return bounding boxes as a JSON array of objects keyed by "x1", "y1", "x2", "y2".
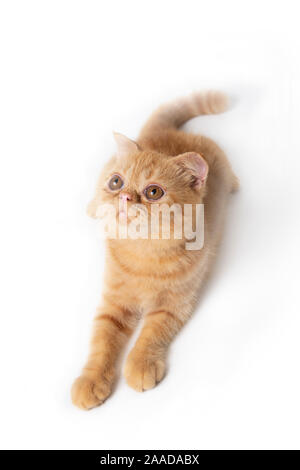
[{"x1": 71, "y1": 90, "x2": 238, "y2": 409}]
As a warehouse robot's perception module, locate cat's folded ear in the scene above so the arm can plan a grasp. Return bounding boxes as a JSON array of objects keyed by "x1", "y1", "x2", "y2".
[
  {"x1": 172, "y1": 152, "x2": 209, "y2": 189},
  {"x1": 113, "y1": 132, "x2": 141, "y2": 158}
]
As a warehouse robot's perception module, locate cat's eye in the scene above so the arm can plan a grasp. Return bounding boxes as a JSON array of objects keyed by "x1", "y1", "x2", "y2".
[
  {"x1": 108, "y1": 174, "x2": 124, "y2": 191},
  {"x1": 144, "y1": 184, "x2": 165, "y2": 201}
]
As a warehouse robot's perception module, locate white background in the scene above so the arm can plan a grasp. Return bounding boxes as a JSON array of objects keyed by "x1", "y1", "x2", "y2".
[{"x1": 0, "y1": 0, "x2": 299, "y2": 450}]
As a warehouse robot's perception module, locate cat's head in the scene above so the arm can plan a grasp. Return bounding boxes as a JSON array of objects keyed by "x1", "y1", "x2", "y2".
[{"x1": 87, "y1": 133, "x2": 208, "y2": 237}]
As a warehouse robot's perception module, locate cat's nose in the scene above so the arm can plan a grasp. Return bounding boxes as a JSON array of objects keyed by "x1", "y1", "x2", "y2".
[{"x1": 119, "y1": 192, "x2": 132, "y2": 202}]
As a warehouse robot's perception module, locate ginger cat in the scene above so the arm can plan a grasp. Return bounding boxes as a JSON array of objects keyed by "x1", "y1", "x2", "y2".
[{"x1": 71, "y1": 91, "x2": 238, "y2": 410}]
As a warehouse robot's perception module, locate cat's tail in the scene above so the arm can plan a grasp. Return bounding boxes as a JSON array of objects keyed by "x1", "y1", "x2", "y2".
[{"x1": 139, "y1": 90, "x2": 228, "y2": 138}]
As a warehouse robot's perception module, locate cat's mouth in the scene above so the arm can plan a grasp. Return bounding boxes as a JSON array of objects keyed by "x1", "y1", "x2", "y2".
[
  {"x1": 116, "y1": 206, "x2": 148, "y2": 226},
  {"x1": 117, "y1": 209, "x2": 128, "y2": 224}
]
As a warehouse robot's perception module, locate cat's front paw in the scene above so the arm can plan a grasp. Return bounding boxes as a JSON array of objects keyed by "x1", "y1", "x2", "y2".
[
  {"x1": 71, "y1": 375, "x2": 112, "y2": 410},
  {"x1": 124, "y1": 349, "x2": 166, "y2": 392}
]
